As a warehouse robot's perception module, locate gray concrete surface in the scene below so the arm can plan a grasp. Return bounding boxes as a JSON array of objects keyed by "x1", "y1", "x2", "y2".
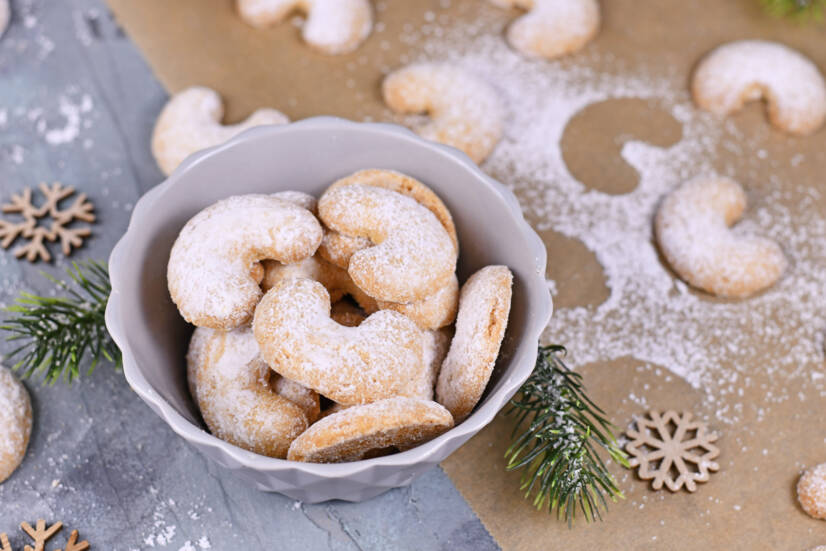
[{"x1": 0, "y1": 1, "x2": 499, "y2": 549}]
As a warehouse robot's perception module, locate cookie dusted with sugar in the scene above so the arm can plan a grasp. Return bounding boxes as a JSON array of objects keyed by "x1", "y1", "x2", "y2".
[
  {"x1": 692, "y1": 40, "x2": 826, "y2": 136},
  {"x1": 382, "y1": 63, "x2": 505, "y2": 163},
  {"x1": 798, "y1": 462, "x2": 826, "y2": 520},
  {"x1": 237, "y1": 0, "x2": 372, "y2": 55},
  {"x1": 655, "y1": 176, "x2": 787, "y2": 299},
  {"x1": 318, "y1": 184, "x2": 456, "y2": 303},
  {"x1": 168, "y1": 194, "x2": 322, "y2": 330},
  {"x1": 287, "y1": 397, "x2": 454, "y2": 463},
  {"x1": 489, "y1": 0, "x2": 600, "y2": 60},
  {"x1": 0, "y1": 365, "x2": 32, "y2": 483},
  {"x1": 253, "y1": 278, "x2": 430, "y2": 405},
  {"x1": 152, "y1": 87, "x2": 289, "y2": 176},
  {"x1": 436, "y1": 266, "x2": 513, "y2": 422},
  {"x1": 187, "y1": 327, "x2": 312, "y2": 458}
]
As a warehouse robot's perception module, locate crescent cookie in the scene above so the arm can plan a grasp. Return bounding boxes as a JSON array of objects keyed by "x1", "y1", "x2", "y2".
[
  {"x1": 260, "y1": 254, "x2": 377, "y2": 313},
  {"x1": 797, "y1": 462, "x2": 826, "y2": 520},
  {"x1": 318, "y1": 184, "x2": 457, "y2": 303},
  {"x1": 151, "y1": 86, "x2": 289, "y2": 176},
  {"x1": 419, "y1": 327, "x2": 452, "y2": 400},
  {"x1": 655, "y1": 176, "x2": 787, "y2": 298},
  {"x1": 436, "y1": 266, "x2": 513, "y2": 423},
  {"x1": 692, "y1": 40, "x2": 826, "y2": 136},
  {"x1": 376, "y1": 274, "x2": 459, "y2": 330},
  {"x1": 490, "y1": 0, "x2": 600, "y2": 60},
  {"x1": 187, "y1": 326, "x2": 311, "y2": 458},
  {"x1": 253, "y1": 278, "x2": 429, "y2": 405},
  {"x1": 382, "y1": 63, "x2": 505, "y2": 163},
  {"x1": 168, "y1": 194, "x2": 322, "y2": 330},
  {"x1": 287, "y1": 397, "x2": 454, "y2": 463},
  {"x1": 0, "y1": 366, "x2": 32, "y2": 483},
  {"x1": 236, "y1": 0, "x2": 372, "y2": 55}
]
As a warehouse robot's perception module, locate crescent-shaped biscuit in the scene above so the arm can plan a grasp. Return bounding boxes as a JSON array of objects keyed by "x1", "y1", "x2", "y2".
[
  {"x1": 286, "y1": 397, "x2": 454, "y2": 463},
  {"x1": 168, "y1": 194, "x2": 323, "y2": 330},
  {"x1": 490, "y1": 0, "x2": 600, "y2": 60},
  {"x1": 187, "y1": 327, "x2": 312, "y2": 458},
  {"x1": 237, "y1": 0, "x2": 373, "y2": 55},
  {"x1": 253, "y1": 278, "x2": 429, "y2": 405},
  {"x1": 318, "y1": 184, "x2": 456, "y2": 303},
  {"x1": 151, "y1": 87, "x2": 289, "y2": 176},
  {"x1": 797, "y1": 462, "x2": 826, "y2": 520},
  {"x1": 692, "y1": 40, "x2": 826, "y2": 136},
  {"x1": 382, "y1": 63, "x2": 505, "y2": 163},
  {"x1": 655, "y1": 176, "x2": 787, "y2": 298},
  {"x1": 0, "y1": 365, "x2": 32, "y2": 483},
  {"x1": 436, "y1": 266, "x2": 513, "y2": 422}
]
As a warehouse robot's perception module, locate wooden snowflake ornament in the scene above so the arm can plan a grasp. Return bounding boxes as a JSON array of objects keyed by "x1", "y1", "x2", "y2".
[
  {"x1": 625, "y1": 410, "x2": 720, "y2": 492},
  {"x1": 0, "y1": 520, "x2": 88, "y2": 551},
  {"x1": 0, "y1": 183, "x2": 95, "y2": 262}
]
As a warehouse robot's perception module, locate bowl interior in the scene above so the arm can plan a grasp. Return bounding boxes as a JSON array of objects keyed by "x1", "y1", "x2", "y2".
[{"x1": 115, "y1": 120, "x2": 547, "y2": 452}]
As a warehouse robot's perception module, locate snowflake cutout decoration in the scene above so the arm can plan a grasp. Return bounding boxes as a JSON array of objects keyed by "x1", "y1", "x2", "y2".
[
  {"x1": 0, "y1": 520, "x2": 89, "y2": 551},
  {"x1": 625, "y1": 410, "x2": 720, "y2": 492},
  {"x1": 0, "y1": 182, "x2": 95, "y2": 262}
]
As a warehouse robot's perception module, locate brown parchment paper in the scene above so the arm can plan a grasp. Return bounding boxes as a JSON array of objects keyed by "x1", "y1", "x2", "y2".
[{"x1": 105, "y1": 0, "x2": 826, "y2": 549}]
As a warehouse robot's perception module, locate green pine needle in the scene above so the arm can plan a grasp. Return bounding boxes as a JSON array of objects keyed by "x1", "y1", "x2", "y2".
[
  {"x1": 1, "y1": 260, "x2": 121, "y2": 384},
  {"x1": 505, "y1": 345, "x2": 628, "y2": 526},
  {"x1": 760, "y1": 0, "x2": 826, "y2": 20}
]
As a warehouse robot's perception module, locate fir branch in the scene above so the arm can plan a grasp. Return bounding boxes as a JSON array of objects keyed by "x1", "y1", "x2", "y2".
[
  {"x1": 759, "y1": 0, "x2": 826, "y2": 20},
  {"x1": 1, "y1": 260, "x2": 121, "y2": 384},
  {"x1": 505, "y1": 345, "x2": 627, "y2": 526}
]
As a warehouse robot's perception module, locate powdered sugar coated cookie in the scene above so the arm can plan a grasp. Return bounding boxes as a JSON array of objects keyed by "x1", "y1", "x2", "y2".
[
  {"x1": 436, "y1": 266, "x2": 513, "y2": 422},
  {"x1": 187, "y1": 326, "x2": 310, "y2": 458},
  {"x1": 286, "y1": 397, "x2": 454, "y2": 462},
  {"x1": 168, "y1": 194, "x2": 322, "y2": 330},
  {"x1": 237, "y1": 0, "x2": 372, "y2": 55},
  {"x1": 798, "y1": 462, "x2": 826, "y2": 520},
  {"x1": 377, "y1": 274, "x2": 459, "y2": 330},
  {"x1": 692, "y1": 40, "x2": 826, "y2": 136},
  {"x1": 151, "y1": 86, "x2": 289, "y2": 176},
  {"x1": 382, "y1": 63, "x2": 505, "y2": 163},
  {"x1": 318, "y1": 184, "x2": 456, "y2": 303},
  {"x1": 490, "y1": 0, "x2": 600, "y2": 60},
  {"x1": 0, "y1": 365, "x2": 32, "y2": 483},
  {"x1": 655, "y1": 176, "x2": 787, "y2": 298},
  {"x1": 253, "y1": 278, "x2": 429, "y2": 405}
]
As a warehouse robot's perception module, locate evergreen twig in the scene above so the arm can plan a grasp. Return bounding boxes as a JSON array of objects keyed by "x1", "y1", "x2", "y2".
[
  {"x1": 1, "y1": 260, "x2": 121, "y2": 384},
  {"x1": 505, "y1": 345, "x2": 628, "y2": 526},
  {"x1": 759, "y1": 0, "x2": 826, "y2": 20}
]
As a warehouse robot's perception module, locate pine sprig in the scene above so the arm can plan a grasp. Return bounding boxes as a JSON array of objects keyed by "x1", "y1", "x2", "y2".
[
  {"x1": 759, "y1": 0, "x2": 826, "y2": 20},
  {"x1": 505, "y1": 345, "x2": 627, "y2": 526},
  {"x1": 1, "y1": 260, "x2": 121, "y2": 384}
]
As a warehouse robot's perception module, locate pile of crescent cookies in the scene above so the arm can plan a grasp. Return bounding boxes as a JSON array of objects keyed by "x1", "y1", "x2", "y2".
[{"x1": 167, "y1": 169, "x2": 513, "y2": 463}]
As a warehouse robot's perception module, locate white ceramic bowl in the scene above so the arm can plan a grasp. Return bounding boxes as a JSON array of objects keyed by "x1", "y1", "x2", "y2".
[{"x1": 106, "y1": 117, "x2": 552, "y2": 503}]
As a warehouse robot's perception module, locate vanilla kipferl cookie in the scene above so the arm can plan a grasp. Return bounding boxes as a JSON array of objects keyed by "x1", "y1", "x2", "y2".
[
  {"x1": 0, "y1": 365, "x2": 32, "y2": 483},
  {"x1": 318, "y1": 184, "x2": 456, "y2": 303},
  {"x1": 419, "y1": 328, "x2": 452, "y2": 400},
  {"x1": 323, "y1": 169, "x2": 458, "y2": 252},
  {"x1": 382, "y1": 63, "x2": 505, "y2": 163},
  {"x1": 287, "y1": 397, "x2": 454, "y2": 462},
  {"x1": 655, "y1": 176, "x2": 787, "y2": 298},
  {"x1": 152, "y1": 87, "x2": 289, "y2": 176},
  {"x1": 187, "y1": 327, "x2": 311, "y2": 458},
  {"x1": 436, "y1": 266, "x2": 513, "y2": 422},
  {"x1": 798, "y1": 462, "x2": 826, "y2": 520},
  {"x1": 260, "y1": 254, "x2": 377, "y2": 312},
  {"x1": 692, "y1": 40, "x2": 826, "y2": 136},
  {"x1": 377, "y1": 274, "x2": 459, "y2": 330},
  {"x1": 253, "y1": 278, "x2": 429, "y2": 405},
  {"x1": 168, "y1": 194, "x2": 322, "y2": 330},
  {"x1": 490, "y1": 0, "x2": 600, "y2": 60},
  {"x1": 237, "y1": 0, "x2": 372, "y2": 55}
]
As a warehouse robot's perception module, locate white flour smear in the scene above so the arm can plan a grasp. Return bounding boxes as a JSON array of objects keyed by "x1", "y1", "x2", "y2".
[{"x1": 395, "y1": 16, "x2": 826, "y2": 423}]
